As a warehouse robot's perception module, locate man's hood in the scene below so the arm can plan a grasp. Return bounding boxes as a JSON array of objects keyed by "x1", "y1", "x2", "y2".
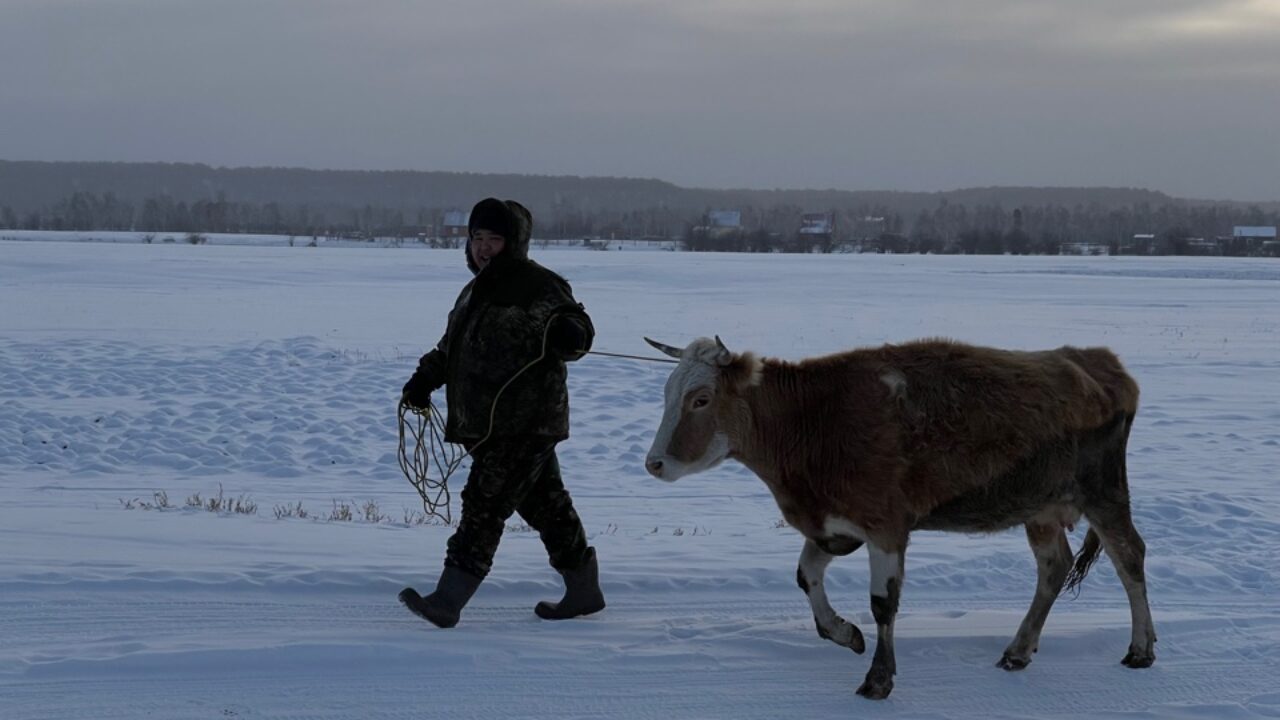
[{"x1": 465, "y1": 199, "x2": 532, "y2": 275}]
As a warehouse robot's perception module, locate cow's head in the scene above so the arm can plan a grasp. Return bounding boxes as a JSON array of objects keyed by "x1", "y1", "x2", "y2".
[{"x1": 643, "y1": 336, "x2": 760, "y2": 482}]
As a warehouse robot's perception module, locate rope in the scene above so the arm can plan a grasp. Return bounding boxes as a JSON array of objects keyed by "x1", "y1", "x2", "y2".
[
  {"x1": 399, "y1": 314, "x2": 601, "y2": 522},
  {"x1": 397, "y1": 399, "x2": 460, "y2": 523},
  {"x1": 397, "y1": 319, "x2": 681, "y2": 521},
  {"x1": 586, "y1": 349, "x2": 679, "y2": 364}
]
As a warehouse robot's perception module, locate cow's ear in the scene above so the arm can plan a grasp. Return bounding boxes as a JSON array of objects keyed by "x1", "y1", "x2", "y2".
[{"x1": 721, "y1": 351, "x2": 763, "y2": 392}]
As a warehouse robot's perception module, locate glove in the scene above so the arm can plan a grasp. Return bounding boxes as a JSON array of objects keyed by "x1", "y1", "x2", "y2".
[
  {"x1": 546, "y1": 316, "x2": 587, "y2": 359},
  {"x1": 401, "y1": 371, "x2": 434, "y2": 410}
]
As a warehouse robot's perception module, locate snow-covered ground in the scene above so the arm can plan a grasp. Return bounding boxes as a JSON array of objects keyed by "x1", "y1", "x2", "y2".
[{"x1": 2, "y1": 239, "x2": 1278, "y2": 719}]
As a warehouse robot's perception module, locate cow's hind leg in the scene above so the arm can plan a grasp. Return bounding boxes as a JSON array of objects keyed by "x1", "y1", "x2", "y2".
[
  {"x1": 797, "y1": 538, "x2": 865, "y2": 653},
  {"x1": 998, "y1": 522, "x2": 1072, "y2": 670},
  {"x1": 1088, "y1": 506, "x2": 1157, "y2": 668},
  {"x1": 1082, "y1": 417, "x2": 1156, "y2": 668},
  {"x1": 857, "y1": 541, "x2": 904, "y2": 700}
]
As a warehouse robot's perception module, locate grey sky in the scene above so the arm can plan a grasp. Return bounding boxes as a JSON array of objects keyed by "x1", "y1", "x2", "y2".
[{"x1": 2, "y1": 0, "x2": 1278, "y2": 201}]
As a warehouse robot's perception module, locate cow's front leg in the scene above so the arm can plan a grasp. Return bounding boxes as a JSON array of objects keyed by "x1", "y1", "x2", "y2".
[
  {"x1": 858, "y1": 541, "x2": 904, "y2": 700},
  {"x1": 797, "y1": 538, "x2": 865, "y2": 653}
]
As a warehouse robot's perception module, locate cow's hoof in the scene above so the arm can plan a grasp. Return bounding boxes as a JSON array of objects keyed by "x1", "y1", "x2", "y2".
[
  {"x1": 817, "y1": 619, "x2": 866, "y2": 654},
  {"x1": 855, "y1": 671, "x2": 894, "y2": 700},
  {"x1": 846, "y1": 626, "x2": 867, "y2": 655},
  {"x1": 996, "y1": 653, "x2": 1030, "y2": 671},
  {"x1": 1121, "y1": 649, "x2": 1155, "y2": 668}
]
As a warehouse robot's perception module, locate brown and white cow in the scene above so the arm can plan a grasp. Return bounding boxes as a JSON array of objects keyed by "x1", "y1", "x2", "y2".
[{"x1": 643, "y1": 336, "x2": 1156, "y2": 699}]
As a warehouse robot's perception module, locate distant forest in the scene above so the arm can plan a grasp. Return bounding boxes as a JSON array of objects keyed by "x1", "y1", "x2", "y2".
[{"x1": 2, "y1": 160, "x2": 1278, "y2": 256}]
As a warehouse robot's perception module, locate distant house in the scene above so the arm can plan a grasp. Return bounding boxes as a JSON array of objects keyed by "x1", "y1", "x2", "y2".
[
  {"x1": 1060, "y1": 241, "x2": 1110, "y2": 256},
  {"x1": 853, "y1": 215, "x2": 887, "y2": 238},
  {"x1": 707, "y1": 210, "x2": 741, "y2": 230},
  {"x1": 798, "y1": 212, "x2": 834, "y2": 236},
  {"x1": 685, "y1": 209, "x2": 744, "y2": 250},
  {"x1": 701, "y1": 210, "x2": 743, "y2": 240},
  {"x1": 798, "y1": 212, "x2": 836, "y2": 251},
  {"x1": 1225, "y1": 226, "x2": 1279, "y2": 256},
  {"x1": 1183, "y1": 237, "x2": 1219, "y2": 256},
  {"x1": 1120, "y1": 233, "x2": 1156, "y2": 254},
  {"x1": 1233, "y1": 226, "x2": 1277, "y2": 239},
  {"x1": 442, "y1": 210, "x2": 469, "y2": 238}
]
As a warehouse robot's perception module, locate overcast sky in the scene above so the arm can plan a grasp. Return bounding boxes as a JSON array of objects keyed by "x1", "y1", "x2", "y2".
[{"x1": 2, "y1": 0, "x2": 1278, "y2": 201}]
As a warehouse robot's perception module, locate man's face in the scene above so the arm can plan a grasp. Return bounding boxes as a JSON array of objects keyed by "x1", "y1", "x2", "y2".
[{"x1": 470, "y1": 229, "x2": 506, "y2": 270}]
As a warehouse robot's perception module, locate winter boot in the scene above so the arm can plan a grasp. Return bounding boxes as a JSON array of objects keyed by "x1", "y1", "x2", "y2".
[
  {"x1": 535, "y1": 547, "x2": 606, "y2": 620},
  {"x1": 398, "y1": 566, "x2": 483, "y2": 628}
]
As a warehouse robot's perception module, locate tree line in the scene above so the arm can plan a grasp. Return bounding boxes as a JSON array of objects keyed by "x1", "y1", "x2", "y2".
[{"x1": 4, "y1": 190, "x2": 1278, "y2": 257}]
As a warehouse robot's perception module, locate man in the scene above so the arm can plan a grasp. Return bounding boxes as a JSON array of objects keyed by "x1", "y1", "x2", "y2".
[{"x1": 398, "y1": 197, "x2": 604, "y2": 627}]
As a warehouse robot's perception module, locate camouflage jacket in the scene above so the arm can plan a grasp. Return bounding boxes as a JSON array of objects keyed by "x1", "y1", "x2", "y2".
[{"x1": 416, "y1": 210, "x2": 593, "y2": 442}]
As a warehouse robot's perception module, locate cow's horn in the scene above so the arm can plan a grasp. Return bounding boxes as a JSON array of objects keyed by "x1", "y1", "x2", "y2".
[
  {"x1": 644, "y1": 337, "x2": 684, "y2": 359},
  {"x1": 713, "y1": 335, "x2": 733, "y2": 365}
]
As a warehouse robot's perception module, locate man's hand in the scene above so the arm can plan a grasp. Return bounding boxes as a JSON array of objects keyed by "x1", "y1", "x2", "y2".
[
  {"x1": 401, "y1": 372, "x2": 434, "y2": 410},
  {"x1": 546, "y1": 316, "x2": 588, "y2": 360}
]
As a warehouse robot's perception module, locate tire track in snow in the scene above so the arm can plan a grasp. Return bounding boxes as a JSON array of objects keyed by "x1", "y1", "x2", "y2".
[{"x1": 3, "y1": 590, "x2": 1276, "y2": 720}]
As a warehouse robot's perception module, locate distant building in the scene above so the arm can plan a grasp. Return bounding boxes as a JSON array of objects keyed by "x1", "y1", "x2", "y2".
[
  {"x1": 442, "y1": 210, "x2": 469, "y2": 238},
  {"x1": 1119, "y1": 233, "x2": 1156, "y2": 254},
  {"x1": 682, "y1": 209, "x2": 745, "y2": 250},
  {"x1": 798, "y1": 213, "x2": 834, "y2": 236},
  {"x1": 1233, "y1": 226, "x2": 1277, "y2": 239},
  {"x1": 852, "y1": 215, "x2": 887, "y2": 239},
  {"x1": 796, "y1": 212, "x2": 836, "y2": 251},
  {"x1": 1060, "y1": 242, "x2": 1111, "y2": 256},
  {"x1": 1183, "y1": 237, "x2": 1219, "y2": 255},
  {"x1": 1222, "y1": 226, "x2": 1280, "y2": 256},
  {"x1": 707, "y1": 210, "x2": 741, "y2": 229},
  {"x1": 694, "y1": 210, "x2": 744, "y2": 241}
]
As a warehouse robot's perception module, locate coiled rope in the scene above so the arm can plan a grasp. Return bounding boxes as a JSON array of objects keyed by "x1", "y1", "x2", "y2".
[
  {"x1": 396, "y1": 322, "x2": 678, "y2": 523},
  {"x1": 397, "y1": 399, "x2": 460, "y2": 523}
]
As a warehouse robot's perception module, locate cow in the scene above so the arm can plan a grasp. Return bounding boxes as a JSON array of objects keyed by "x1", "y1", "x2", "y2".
[{"x1": 643, "y1": 336, "x2": 1156, "y2": 699}]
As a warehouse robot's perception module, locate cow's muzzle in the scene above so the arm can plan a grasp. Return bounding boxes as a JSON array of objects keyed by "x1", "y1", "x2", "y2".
[{"x1": 644, "y1": 455, "x2": 665, "y2": 479}]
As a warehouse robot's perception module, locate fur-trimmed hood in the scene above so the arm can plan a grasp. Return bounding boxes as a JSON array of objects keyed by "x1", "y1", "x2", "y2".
[{"x1": 465, "y1": 199, "x2": 533, "y2": 275}]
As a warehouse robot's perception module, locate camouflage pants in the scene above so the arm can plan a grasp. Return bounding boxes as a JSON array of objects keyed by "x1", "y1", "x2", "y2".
[{"x1": 444, "y1": 437, "x2": 589, "y2": 578}]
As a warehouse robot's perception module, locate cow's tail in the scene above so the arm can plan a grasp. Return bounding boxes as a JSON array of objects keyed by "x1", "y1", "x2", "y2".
[
  {"x1": 1062, "y1": 527, "x2": 1103, "y2": 597},
  {"x1": 1063, "y1": 410, "x2": 1134, "y2": 597}
]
